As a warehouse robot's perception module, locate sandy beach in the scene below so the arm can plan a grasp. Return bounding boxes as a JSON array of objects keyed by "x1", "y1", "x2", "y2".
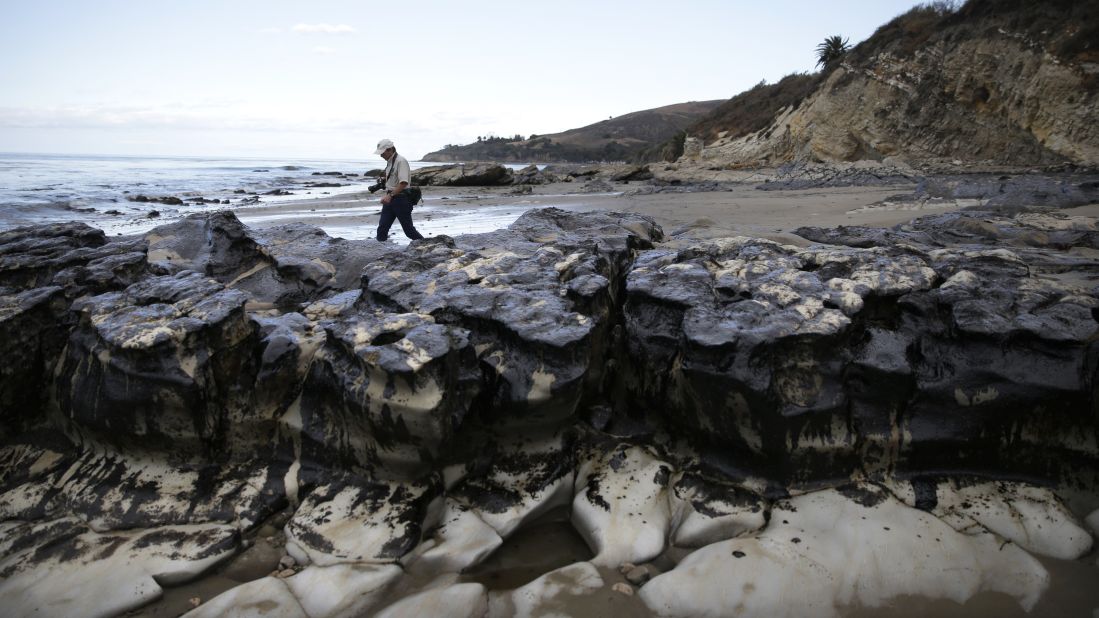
[{"x1": 231, "y1": 179, "x2": 977, "y2": 246}]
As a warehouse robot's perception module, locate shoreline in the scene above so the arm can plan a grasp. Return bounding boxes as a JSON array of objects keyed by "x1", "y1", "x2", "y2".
[
  {"x1": 230, "y1": 181, "x2": 966, "y2": 246},
  {"x1": 4, "y1": 154, "x2": 1097, "y2": 247}
]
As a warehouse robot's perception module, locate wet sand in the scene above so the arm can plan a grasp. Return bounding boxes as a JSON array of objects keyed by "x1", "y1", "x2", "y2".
[{"x1": 230, "y1": 180, "x2": 973, "y2": 246}]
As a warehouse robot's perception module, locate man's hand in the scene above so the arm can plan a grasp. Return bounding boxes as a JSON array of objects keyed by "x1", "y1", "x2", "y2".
[{"x1": 381, "y1": 193, "x2": 392, "y2": 205}]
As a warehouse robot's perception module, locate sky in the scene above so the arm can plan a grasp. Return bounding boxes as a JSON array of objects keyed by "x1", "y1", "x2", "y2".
[{"x1": 0, "y1": 0, "x2": 926, "y2": 161}]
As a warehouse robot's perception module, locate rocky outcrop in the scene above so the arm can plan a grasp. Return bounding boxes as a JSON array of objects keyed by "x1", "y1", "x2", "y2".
[
  {"x1": 0, "y1": 287, "x2": 68, "y2": 436},
  {"x1": 541, "y1": 163, "x2": 654, "y2": 183},
  {"x1": 411, "y1": 164, "x2": 514, "y2": 187},
  {"x1": 869, "y1": 173, "x2": 1099, "y2": 212},
  {"x1": 0, "y1": 222, "x2": 146, "y2": 297},
  {"x1": 146, "y1": 212, "x2": 395, "y2": 308},
  {"x1": 688, "y1": 5, "x2": 1099, "y2": 168},
  {"x1": 623, "y1": 210, "x2": 1099, "y2": 483},
  {"x1": 295, "y1": 312, "x2": 480, "y2": 475},
  {"x1": 1, "y1": 208, "x2": 1097, "y2": 617},
  {"x1": 755, "y1": 161, "x2": 920, "y2": 191},
  {"x1": 0, "y1": 223, "x2": 148, "y2": 436},
  {"x1": 510, "y1": 164, "x2": 554, "y2": 185},
  {"x1": 56, "y1": 272, "x2": 257, "y2": 457},
  {"x1": 359, "y1": 209, "x2": 661, "y2": 430}
]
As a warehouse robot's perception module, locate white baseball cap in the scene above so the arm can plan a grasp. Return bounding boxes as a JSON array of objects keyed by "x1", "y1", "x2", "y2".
[{"x1": 374, "y1": 139, "x2": 395, "y2": 155}]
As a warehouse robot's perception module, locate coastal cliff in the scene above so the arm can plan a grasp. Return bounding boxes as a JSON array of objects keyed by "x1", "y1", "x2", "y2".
[{"x1": 686, "y1": 1, "x2": 1099, "y2": 168}]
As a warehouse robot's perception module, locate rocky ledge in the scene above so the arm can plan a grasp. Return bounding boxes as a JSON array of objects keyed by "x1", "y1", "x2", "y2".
[{"x1": 1, "y1": 207, "x2": 1097, "y2": 617}]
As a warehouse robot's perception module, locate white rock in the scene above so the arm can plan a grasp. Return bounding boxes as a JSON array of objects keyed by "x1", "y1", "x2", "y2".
[
  {"x1": 668, "y1": 472, "x2": 768, "y2": 548},
  {"x1": 457, "y1": 433, "x2": 575, "y2": 539},
  {"x1": 0, "y1": 448, "x2": 273, "y2": 531},
  {"x1": 1087, "y1": 508, "x2": 1099, "y2": 536},
  {"x1": 182, "y1": 577, "x2": 306, "y2": 618},
  {"x1": 491, "y1": 561, "x2": 605, "y2": 618},
  {"x1": 284, "y1": 563, "x2": 402, "y2": 618},
  {"x1": 613, "y1": 582, "x2": 635, "y2": 596},
  {"x1": 645, "y1": 536, "x2": 838, "y2": 618},
  {"x1": 0, "y1": 520, "x2": 239, "y2": 618},
  {"x1": 888, "y1": 478, "x2": 1094, "y2": 560},
  {"x1": 472, "y1": 472, "x2": 572, "y2": 540},
  {"x1": 639, "y1": 485, "x2": 1049, "y2": 617},
  {"x1": 375, "y1": 583, "x2": 488, "y2": 618},
  {"x1": 284, "y1": 476, "x2": 441, "y2": 566},
  {"x1": 285, "y1": 539, "x2": 312, "y2": 567},
  {"x1": 572, "y1": 444, "x2": 672, "y2": 567},
  {"x1": 404, "y1": 498, "x2": 503, "y2": 576},
  {"x1": 0, "y1": 517, "x2": 80, "y2": 560}
]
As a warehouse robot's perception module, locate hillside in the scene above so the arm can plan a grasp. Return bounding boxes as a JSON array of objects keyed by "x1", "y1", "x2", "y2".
[
  {"x1": 421, "y1": 100, "x2": 723, "y2": 163},
  {"x1": 639, "y1": 73, "x2": 823, "y2": 163},
  {"x1": 678, "y1": 0, "x2": 1099, "y2": 168}
]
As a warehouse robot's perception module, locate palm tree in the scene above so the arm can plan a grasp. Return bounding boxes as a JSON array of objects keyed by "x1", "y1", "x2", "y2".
[{"x1": 816, "y1": 35, "x2": 850, "y2": 69}]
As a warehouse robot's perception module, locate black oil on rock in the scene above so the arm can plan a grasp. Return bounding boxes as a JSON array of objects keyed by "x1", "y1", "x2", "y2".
[{"x1": 0, "y1": 207, "x2": 1096, "y2": 617}]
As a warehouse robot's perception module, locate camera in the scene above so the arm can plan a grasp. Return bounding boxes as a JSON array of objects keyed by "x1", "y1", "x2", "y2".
[{"x1": 366, "y1": 169, "x2": 387, "y2": 193}]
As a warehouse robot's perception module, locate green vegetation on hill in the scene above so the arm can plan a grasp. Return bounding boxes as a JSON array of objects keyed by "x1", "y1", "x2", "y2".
[
  {"x1": 641, "y1": 73, "x2": 822, "y2": 162},
  {"x1": 421, "y1": 100, "x2": 723, "y2": 164},
  {"x1": 681, "y1": 73, "x2": 822, "y2": 145},
  {"x1": 427, "y1": 135, "x2": 632, "y2": 163}
]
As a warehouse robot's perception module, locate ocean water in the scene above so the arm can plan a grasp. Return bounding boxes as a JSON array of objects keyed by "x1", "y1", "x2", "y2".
[{"x1": 0, "y1": 152, "x2": 511, "y2": 237}]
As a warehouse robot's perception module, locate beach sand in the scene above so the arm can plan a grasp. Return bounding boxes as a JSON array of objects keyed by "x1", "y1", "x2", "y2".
[{"x1": 231, "y1": 180, "x2": 969, "y2": 246}]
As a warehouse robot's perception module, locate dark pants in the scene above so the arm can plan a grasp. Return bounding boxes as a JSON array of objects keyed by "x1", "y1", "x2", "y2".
[{"x1": 376, "y1": 194, "x2": 424, "y2": 241}]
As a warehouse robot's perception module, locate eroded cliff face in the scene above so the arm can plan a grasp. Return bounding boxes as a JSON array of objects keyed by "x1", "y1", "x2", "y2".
[{"x1": 692, "y1": 22, "x2": 1099, "y2": 168}]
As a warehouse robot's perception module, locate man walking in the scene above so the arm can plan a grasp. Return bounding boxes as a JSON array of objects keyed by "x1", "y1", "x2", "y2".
[{"x1": 373, "y1": 138, "x2": 424, "y2": 241}]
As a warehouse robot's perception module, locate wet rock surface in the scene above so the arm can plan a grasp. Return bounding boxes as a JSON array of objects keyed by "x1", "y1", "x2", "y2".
[
  {"x1": 0, "y1": 207, "x2": 1096, "y2": 617},
  {"x1": 297, "y1": 311, "x2": 480, "y2": 474},
  {"x1": 359, "y1": 208, "x2": 660, "y2": 429},
  {"x1": 756, "y1": 162, "x2": 920, "y2": 191},
  {"x1": 890, "y1": 173, "x2": 1099, "y2": 212},
  {"x1": 146, "y1": 212, "x2": 396, "y2": 308},
  {"x1": 0, "y1": 287, "x2": 68, "y2": 435},
  {"x1": 622, "y1": 209, "x2": 1099, "y2": 485},
  {"x1": 0, "y1": 222, "x2": 147, "y2": 295},
  {"x1": 58, "y1": 272, "x2": 256, "y2": 456}
]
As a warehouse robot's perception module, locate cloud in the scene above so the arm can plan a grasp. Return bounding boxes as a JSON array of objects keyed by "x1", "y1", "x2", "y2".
[
  {"x1": 292, "y1": 23, "x2": 356, "y2": 34},
  {"x1": 312, "y1": 46, "x2": 337, "y2": 55},
  {"x1": 0, "y1": 104, "x2": 387, "y2": 134}
]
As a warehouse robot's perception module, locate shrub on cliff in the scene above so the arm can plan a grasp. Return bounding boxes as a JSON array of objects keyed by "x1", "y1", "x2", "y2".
[
  {"x1": 854, "y1": 0, "x2": 1098, "y2": 65},
  {"x1": 854, "y1": 1, "x2": 961, "y2": 60},
  {"x1": 637, "y1": 73, "x2": 821, "y2": 162},
  {"x1": 815, "y1": 35, "x2": 851, "y2": 68}
]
